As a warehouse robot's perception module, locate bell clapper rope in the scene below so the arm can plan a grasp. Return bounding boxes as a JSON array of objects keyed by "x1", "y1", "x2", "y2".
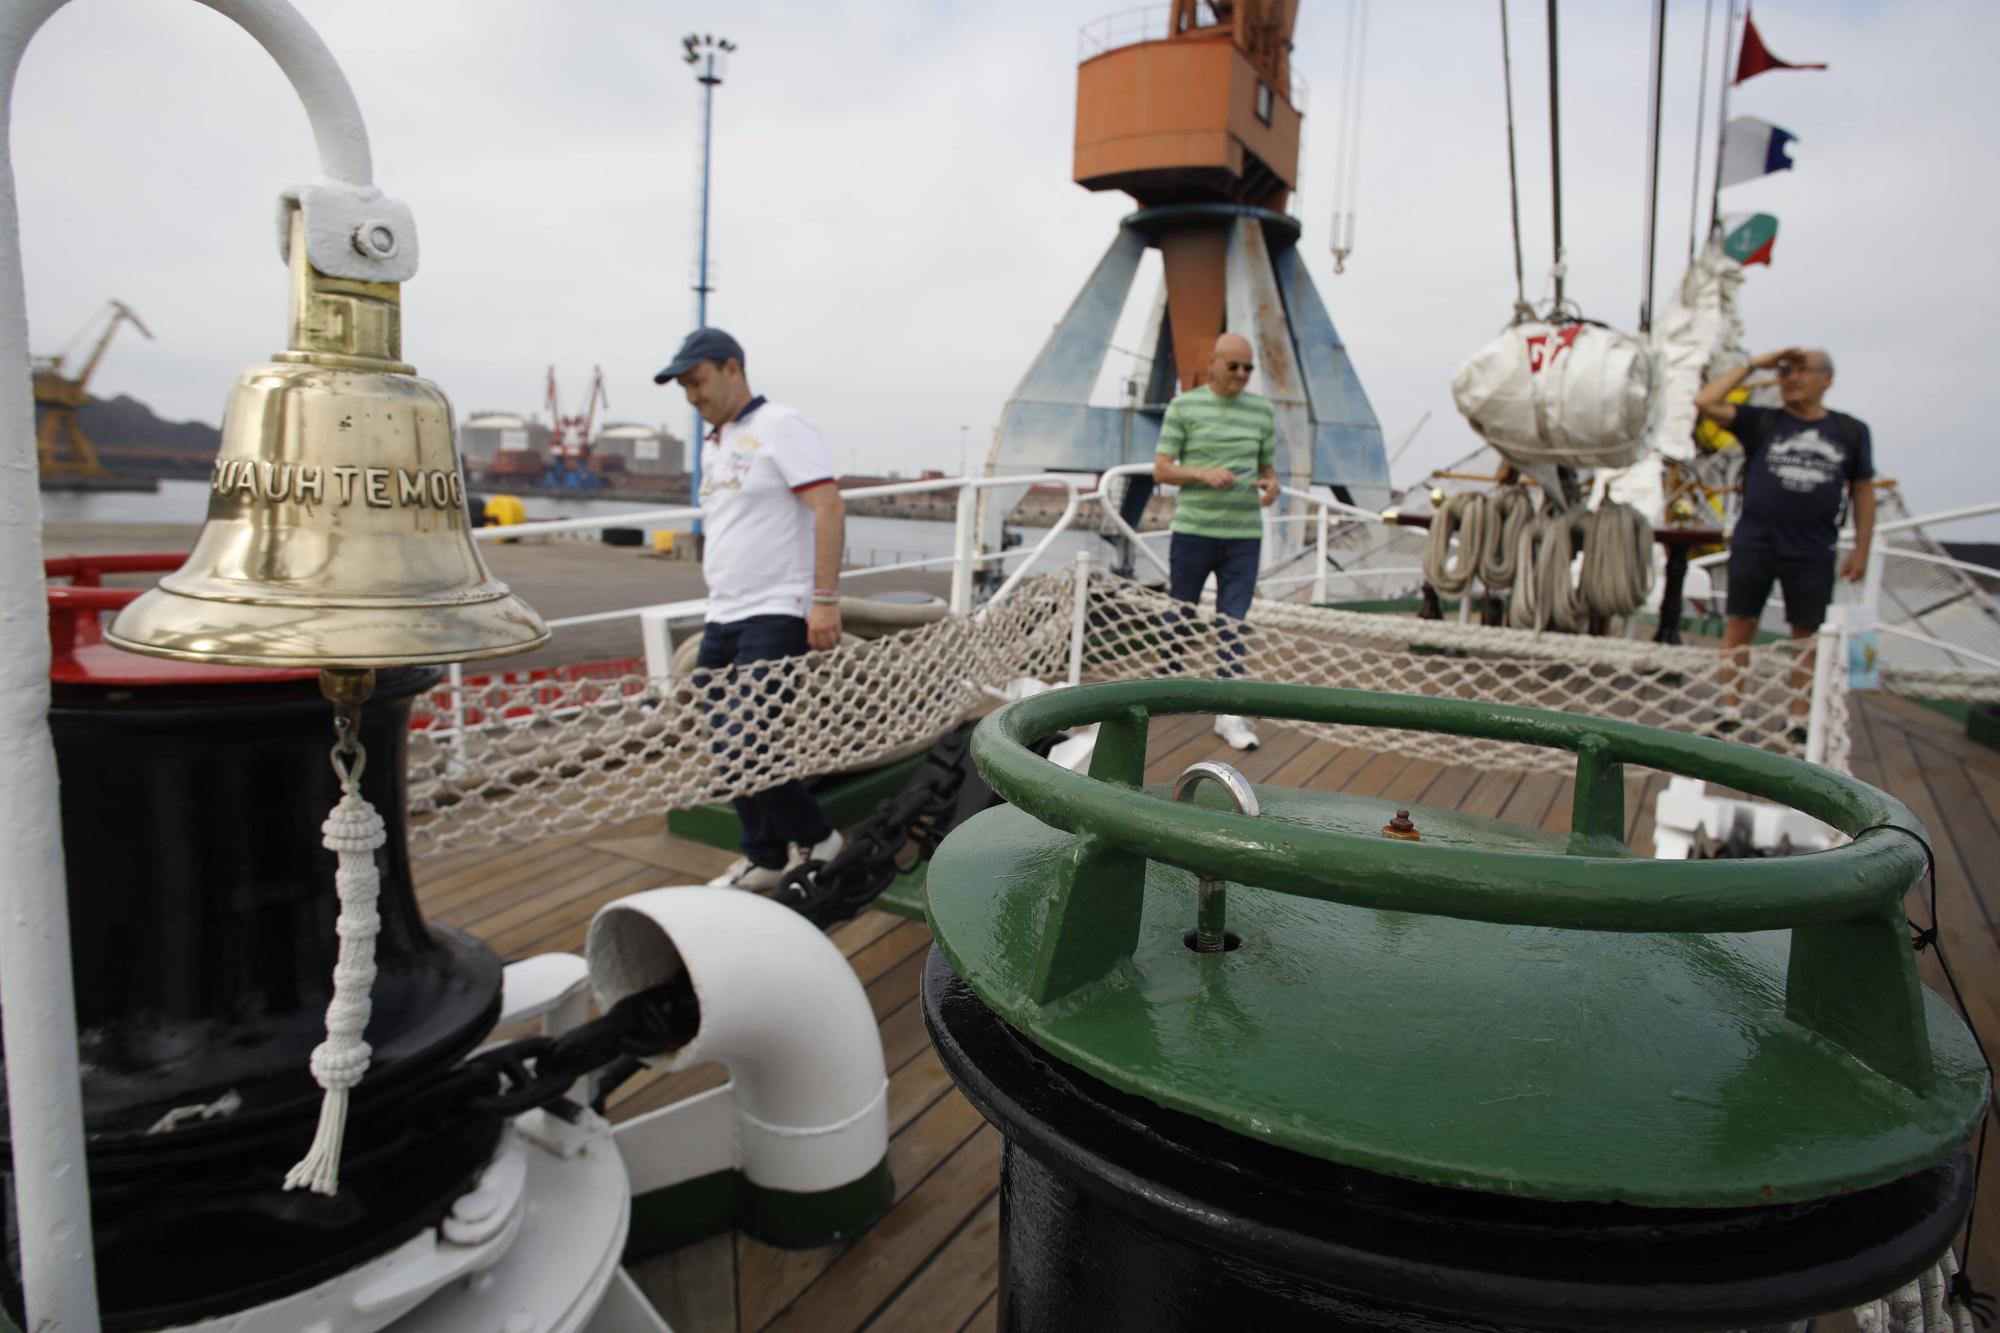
[{"x1": 285, "y1": 668, "x2": 387, "y2": 1196}]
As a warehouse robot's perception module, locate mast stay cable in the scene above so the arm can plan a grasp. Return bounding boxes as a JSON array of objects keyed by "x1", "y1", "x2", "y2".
[
  {"x1": 1706, "y1": 0, "x2": 1741, "y2": 238},
  {"x1": 1638, "y1": 0, "x2": 1667, "y2": 334},
  {"x1": 1329, "y1": 0, "x2": 1370, "y2": 273},
  {"x1": 1497, "y1": 0, "x2": 1532, "y2": 321},
  {"x1": 1545, "y1": 0, "x2": 1567, "y2": 315},
  {"x1": 1686, "y1": 0, "x2": 1716, "y2": 263}
]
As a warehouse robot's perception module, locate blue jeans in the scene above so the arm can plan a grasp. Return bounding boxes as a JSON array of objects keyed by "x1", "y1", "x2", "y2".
[
  {"x1": 1168, "y1": 533, "x2": 1260, "y2": 678},
  {"x1": 696, "y1": 615, "x2": 834, "y2": 869}
]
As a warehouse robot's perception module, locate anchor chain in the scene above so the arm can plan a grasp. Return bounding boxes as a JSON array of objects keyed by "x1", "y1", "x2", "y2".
[
  {"x1": 399, "y1": 727, "x2": 1052, "y2": 1126},
  {"x1": 457, "y1": 977, "x2": 698, "y2": 1122},
  {"x1": 774, "y1": 726, "x2": 1035, "y2": 930}
]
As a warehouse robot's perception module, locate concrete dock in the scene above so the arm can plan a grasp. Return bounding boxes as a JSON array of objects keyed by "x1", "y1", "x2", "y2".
[{"x1": 43, "y1": 522, "x2": 956, "y2": 673}]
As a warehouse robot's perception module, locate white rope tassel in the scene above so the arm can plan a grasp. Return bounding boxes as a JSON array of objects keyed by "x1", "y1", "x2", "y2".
[{"x1": 283, "y1": 786, "x2": 387, "y2": 1195}]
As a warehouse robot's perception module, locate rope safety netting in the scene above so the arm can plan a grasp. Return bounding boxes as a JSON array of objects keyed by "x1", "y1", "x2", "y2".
[
  {"x1": 407, "y1": 577, "x2": 1073, "y2": 856},
  {"x1": 406, "y1": 570, "x2": 1882, "y2": 857},
  {"x1": 1080, "y1": 570, "x2": 1845, "y2": 774}
]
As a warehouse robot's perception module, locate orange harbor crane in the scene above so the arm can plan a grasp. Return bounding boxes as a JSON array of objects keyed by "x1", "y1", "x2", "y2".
[{"x1": 34, "y1": 300, "x2": 152, "y2": 477}]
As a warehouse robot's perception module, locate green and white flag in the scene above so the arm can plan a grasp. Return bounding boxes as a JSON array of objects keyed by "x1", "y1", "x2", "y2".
[{"x1": 1722, "y1": 213, "x2": 1778, "y2": 267}]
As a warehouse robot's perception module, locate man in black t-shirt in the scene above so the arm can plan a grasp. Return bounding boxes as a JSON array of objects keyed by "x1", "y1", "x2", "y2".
[{"x1": 1694, "y1": 347, "x2": 1875, "y2": 739}]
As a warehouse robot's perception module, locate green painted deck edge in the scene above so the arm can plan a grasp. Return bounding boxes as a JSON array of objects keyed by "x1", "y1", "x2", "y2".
[
  {"x1": 1967, "y1": 701, "x2": 2000, "y2": 749},
  {"x1": 668, "y1": 751, "x2": 932, "y2": 850},
  {"x1": 624, "y1": 1157, "x2": 894, "y2": 1259},
  {"x1": 744, "y1": 1157, "x2": 894, "y2": 1249},
  {"x1": 624, "y1": 1168, "x2": 743, "y2": 1261},
  {"x1": 873, "y1": 862, "x2": 928, "y2": 921}
]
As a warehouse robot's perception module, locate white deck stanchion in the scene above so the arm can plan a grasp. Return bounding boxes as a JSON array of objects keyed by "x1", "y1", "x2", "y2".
[
  {"x1": 1069, "y1": 550, "x2": 1092, "y2": 688},
  {"x1": 1806, "y1": 621, "x2": 1839, "y2": 767}
]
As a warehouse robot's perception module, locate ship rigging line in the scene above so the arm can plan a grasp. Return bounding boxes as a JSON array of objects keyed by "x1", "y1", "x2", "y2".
[
  {"x1": 1637, "y1": 0, "x2": 1666, "y2": 334},
  {"x1": 1497, "y1": 0, "x2": 1531, "y2": 320},
  {"x1": 1544, "y1": 0, "x2": 1566, "y2": 314},
  {"x1": 1686, "y1": 0, "x2": 1716, "y2": 263},
  {"x1": 1706, "y1": 0, "x2": 1742, "y2": 238},
  {"x1": 1328, "y1": 0, "x2": 1370, "y2": 273}
]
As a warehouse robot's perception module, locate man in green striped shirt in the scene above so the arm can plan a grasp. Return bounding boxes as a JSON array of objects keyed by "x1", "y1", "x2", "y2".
[{"x1": 1153, "y1": 331, "x2": 1278, "y2": 750}]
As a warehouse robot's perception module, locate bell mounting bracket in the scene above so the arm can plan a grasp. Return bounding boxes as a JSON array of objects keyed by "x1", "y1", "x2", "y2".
[{"x1": 279, "y1": 183, "x2": 419, "y2": 284}]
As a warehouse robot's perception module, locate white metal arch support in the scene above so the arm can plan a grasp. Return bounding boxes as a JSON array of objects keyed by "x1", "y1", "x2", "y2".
[{"x1": 0, "y1": 2, "x2": 408, "y2": 1327}]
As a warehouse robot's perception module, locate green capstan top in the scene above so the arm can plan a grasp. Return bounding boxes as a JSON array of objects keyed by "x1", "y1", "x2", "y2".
[{"x1": 924, "y1": 680, "x2": 1990, "y2": 1209}]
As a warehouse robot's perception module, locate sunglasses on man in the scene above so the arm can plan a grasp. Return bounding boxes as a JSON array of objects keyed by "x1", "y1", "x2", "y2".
[{"x1": 1220, "y1": 360, "x2": 1254, "y2": 373}]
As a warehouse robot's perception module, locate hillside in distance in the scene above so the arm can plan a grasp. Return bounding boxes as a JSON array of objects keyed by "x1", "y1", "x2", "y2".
[{"x1": 38, "y1": 394, "x2": 221, "y2": 476}]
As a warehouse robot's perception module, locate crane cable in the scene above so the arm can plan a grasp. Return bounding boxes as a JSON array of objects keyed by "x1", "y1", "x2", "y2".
[{"x1": 1329, "y1": 0, "x2": 1370, "y2": 273}]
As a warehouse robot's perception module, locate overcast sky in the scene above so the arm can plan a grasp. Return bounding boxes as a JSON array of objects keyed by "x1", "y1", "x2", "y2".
[{"x1": 15, "y1": 0, "x2": 1997, "y2": 533}]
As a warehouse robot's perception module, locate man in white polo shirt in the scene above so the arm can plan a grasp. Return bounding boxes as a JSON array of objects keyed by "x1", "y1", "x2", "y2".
[{"x1": 655, "y1": 327, "x2": 846, "y2": 889}]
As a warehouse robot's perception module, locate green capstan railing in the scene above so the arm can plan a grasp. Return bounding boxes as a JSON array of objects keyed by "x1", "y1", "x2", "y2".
[{"x1": 971, "y1": 679, "x2": 1939, "y2": 1094}]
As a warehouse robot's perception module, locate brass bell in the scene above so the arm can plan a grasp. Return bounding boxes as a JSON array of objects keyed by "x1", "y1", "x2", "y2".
[{"x1": 109, "y1": 207, "x2": 548, "y2": 668}]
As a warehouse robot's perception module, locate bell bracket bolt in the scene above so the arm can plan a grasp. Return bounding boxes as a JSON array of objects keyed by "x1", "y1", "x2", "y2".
[
  {"x1": 352, "y1": 222, "x2": 399, "y2": 259},
  {"x1": 1382, "y1": 809, "x2": 1421, "y2": 841}
]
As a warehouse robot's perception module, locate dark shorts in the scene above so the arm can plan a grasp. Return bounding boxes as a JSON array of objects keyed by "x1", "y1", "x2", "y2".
[{"x1": 1725, "y1": 544, "x2": 1835, "y2": 630}]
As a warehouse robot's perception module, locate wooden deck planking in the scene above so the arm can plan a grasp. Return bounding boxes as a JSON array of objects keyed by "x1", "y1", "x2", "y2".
[
  {"x1": 1844, "y1": 700, "x2": 2000, "y2": 1291},
  {"x1": 1411, "y1": 760, "x2": 1479, "y2": 813},
  {"x1": 631, "y1": 1233, "x2": 736, "y2": 1333},
  {"x1": 961, "y1": 1295, "x2": 999, "y2": 1333},
  {"x1": 410, "y1": 691, "x2": 2000, "y2": 1329},
  {"x1": 1904, "y1": 731, "x2": 2000, "y2": 933},
  {"x1": 862, "y1": 1192, "x2": 1002, "y2": 1333}
]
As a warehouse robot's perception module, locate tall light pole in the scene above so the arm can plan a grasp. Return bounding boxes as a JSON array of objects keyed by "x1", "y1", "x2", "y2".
[
  {"x1": 683, "y1": 32, "x2": 734, "y2": 533},
  {"x1": 960, "y1": 424, "x2": 970, "y2": 479}
]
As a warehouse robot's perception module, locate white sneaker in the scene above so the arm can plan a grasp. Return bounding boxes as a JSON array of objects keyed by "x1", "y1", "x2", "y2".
[
  {"x1": 707, "y1": 856, "x2": 789, "y2": 891},
  {"x1": 708, "y1": 830, "x2": 844, "y2": 892},
  {"x1": 1213, "y1": 714, "x2": 1260, "y2": 751},
  {"x1": 798, "y1": 830, "x2": 844, "y2": 866}
]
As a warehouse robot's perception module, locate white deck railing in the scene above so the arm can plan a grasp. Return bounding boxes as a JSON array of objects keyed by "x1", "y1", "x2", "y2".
[{"x1": 450, "y1": 472, "x2": 2000, "y2": 779}]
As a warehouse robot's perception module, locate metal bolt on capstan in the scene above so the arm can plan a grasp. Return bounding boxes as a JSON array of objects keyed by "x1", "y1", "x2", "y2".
[
  {"x1": 1173, "y1": 760, "x2": 1260, "y2": 953},
  {"x1": 1382, "y1": 808, "x2": 1421, "y2": 841}
]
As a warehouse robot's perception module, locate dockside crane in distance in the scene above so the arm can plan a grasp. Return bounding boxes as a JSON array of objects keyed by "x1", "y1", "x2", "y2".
[
  {"x1": 543, "y1": 365, "x2": 611, "y2": 490},
  {"x1": 34, "y1": 300, "x2": 152, "y2": 476}
]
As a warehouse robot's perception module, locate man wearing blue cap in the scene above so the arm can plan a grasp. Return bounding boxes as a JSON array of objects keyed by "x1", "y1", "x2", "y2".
[{"x1": 656, "y1": 328, "x2": 846, "y2": 889}]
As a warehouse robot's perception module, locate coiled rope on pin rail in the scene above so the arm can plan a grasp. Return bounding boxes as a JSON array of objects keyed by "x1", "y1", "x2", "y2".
[
  {"x1": 1422, "y1": 491, "x2": 1491, "y2": 598},
  {"x1": 1507, "y1": 507, "x2": 1586, "y2": 631},
  {"x1": 1577, "y1": 501, "x2": 1656, "y2": 617},
  {"x1": 1478, "y1": 484, "x2": 1537, "y2": 588}
]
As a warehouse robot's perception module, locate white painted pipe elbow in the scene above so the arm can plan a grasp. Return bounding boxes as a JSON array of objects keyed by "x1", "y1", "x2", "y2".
[{"x1": 587, "y1": 887, "x2": 889, "y2": 1196}]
